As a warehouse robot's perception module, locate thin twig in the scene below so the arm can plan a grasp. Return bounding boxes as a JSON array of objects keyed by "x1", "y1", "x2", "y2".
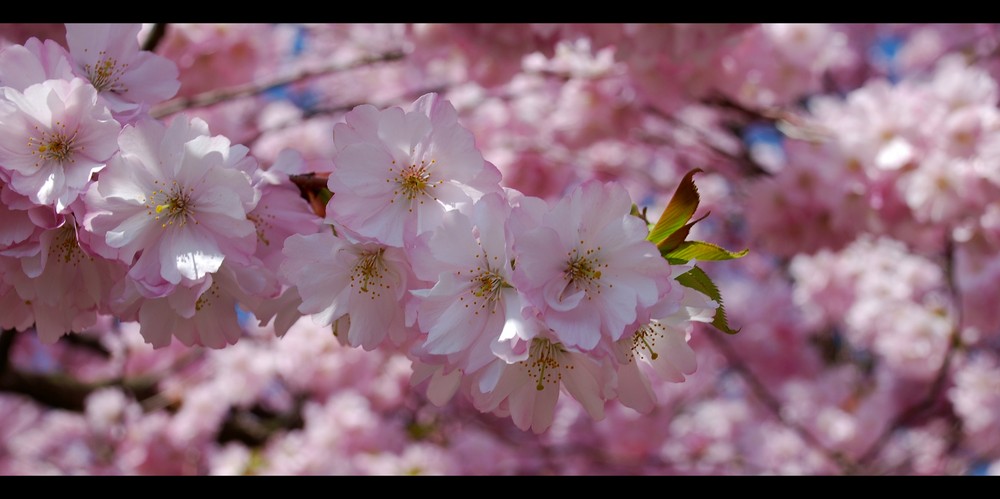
[
  {"x1": 702, "y1": 93, "x2": 834, "y2": 143},
  {"x1": 150, "y1": 49, "x2": 408, "y2": 118},
  {"x1": 704, "y1": 329, "x2": 860, "y2": 474},
  {"x1": 640, "y1": 105, "x2": 770, "y2": 177},
  {"x1": 240, "y1": 83, "x2": 449, "y2": 148}
]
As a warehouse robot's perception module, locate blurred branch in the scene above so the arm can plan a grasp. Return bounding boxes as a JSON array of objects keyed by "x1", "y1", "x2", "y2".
[
  {"x1": 241, "y1": 83, "x2": 448, "y2": 148},
  {"x1": 703, "y1": 93, "x2": 834, "y2": 143},
  {"x1": 641, "y1": 105, "x2": 770, "y2": 177},
  {"x1": 0, "y1": 368, "x2": 158, "y2": 412},
  {"x1": 0, "y1": 331, "x2": 196, "y2": 413},
  {"x1": 150, "y1": 49, "x2": 408, "y2": 118},
  {"x1": 704, "y1": 329, "x2": 860, "y2": 474},
  {"x1": 0, "y1": 328, "x2": 15, "y2": 377},
  {"x1": 855, "y1": 240, "x2": 964, "y2": 468},
  {"x1": 141, "y1": 23, "x2": 168, "y2": 52},
  {"x1": 63, "y1": 333, "x2": 112, "y2": 358},
  {"x1": 303, "y1": 83, "x2": 448, "y2": 120},
  {"x1": 217, "y1": 400, "x2": 305, "y2": 447}
]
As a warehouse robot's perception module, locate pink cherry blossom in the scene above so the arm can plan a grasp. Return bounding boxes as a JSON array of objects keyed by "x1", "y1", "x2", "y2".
[
  {"x1": 281, "y1": 230, "x2": 419, "y2": 351},
  {"x1": 247, "y1": 151, "x2": 323, "y2": 270},
  {"x1": 407, "y1": 192, "x2": 527, "y2": 374},
  {"x1": 613, "y1": 264, "x2": 715, "y2": 413},
  {"x1": 0, "y1": 36, "x2": 74, "y2": 91},
  {"x1": 326, "y1": 93, "x2": 503, "y2": 247},
  {"x1": 113, "y1": 261, "x2": 267, "y2": 349},
  {"x1": 0, "y1": 183, "x2": 50, "y2": 256},
  {"x1": 0, "y1": 259, "x2": 34, "y2": 332},
  {"x1": 83, "y1": 116, "x2": 258, "y2": 298},
  {"x1": 949, "y1": 353, "x2": 1000, "y2": 456},
  {"x1": 64, "y1": 23, "x2": 180, "y2": 123},
  {"x1": 3, "y1": 213, "x2": 126, "y2": 343},
  {"x1": 0, "y1": 78, "x2": 120, "y2": 212},
  {"x1": 511, "y1": 180, "x2": 673, "y2": 351},
  {"x1": 472, "y1": 333, "x2": 611, "y2": 434}
]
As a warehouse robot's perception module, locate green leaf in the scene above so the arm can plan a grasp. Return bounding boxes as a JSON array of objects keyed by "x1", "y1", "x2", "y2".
[
  {"x1": 647, "y1": 168, "x2": 703, "y2": 245},
  {"x1": 663, "y1": 241, "x2": 749, "y2": 262},
  {"x1": 675, "y1": 265, "x2": 741, "y2": 335},
  {"x1": 657, "y1": 212, "x2": 710, "y2": 254}
]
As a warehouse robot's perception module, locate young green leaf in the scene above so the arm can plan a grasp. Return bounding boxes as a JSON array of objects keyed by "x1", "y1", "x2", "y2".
[
  {"x1": 663, "y1": 241, "x2": 749, "y2": 262},
  {"x1": 647, "y1": 168, "x2": 703, "y2": 245},
  {"x1": 657, "y1": 212, "x2": 710, "y2": 254},
  {"x1": 675, "y1": 265, "x2": 741, "y2": 335}
]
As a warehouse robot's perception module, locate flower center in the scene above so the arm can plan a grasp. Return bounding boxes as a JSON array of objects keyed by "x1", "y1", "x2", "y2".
[
  {"x1": 50, "y1": 223, "x2": 87, "y2": 267},
  {"x1": 29, "y1": 122, "x2": 79, "y2": 166},
  {"x1": 350, "y1": 247, "x2": 389, "y2": 298},
  {"x1": 473, "y1": 268, "x2": 506, "y2": 302},
  {"x1": 388, "y1": 159, "x2": 444, "y2": 211},
  {"x1": 195, "y1": 281, "x2": 221, "y2": 312},
  {"x1": 146, "y1": 180, "x2": 197, "y2": 228},
  {"x1": 83, "y1": 53, "x2": 129, "y2": 93},
  {"x1": 564, "y1": 244, "x2": 607, "y2": 299},
  {"x1": 246, "y1": 208, "x2": 273, "y2": 247},
  {"x1": 457, "y1": 250, "x2": 510, "y2": 316},
  {"x1": 522, "y1": 338, "x2": 571, "y2": 391},
  {"x1": 629, "y1": 322, "x2": 666, "y2": 362}
]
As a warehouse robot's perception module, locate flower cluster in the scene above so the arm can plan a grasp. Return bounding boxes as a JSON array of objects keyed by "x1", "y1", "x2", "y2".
[
  {"x1": 0, "y1": 23, "x2": 723, "y2": 436},
  {"x1": 0, "y1": 25, "x2": 322, "y2": 350},
  {"x1": 281, "y1": 92, "x2": 718, "y2": 432},
  {"x1": 6, "y1": 23, "x2": 996, "y2": 476}
]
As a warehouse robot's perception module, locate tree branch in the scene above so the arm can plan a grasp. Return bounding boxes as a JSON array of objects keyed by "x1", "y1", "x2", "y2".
[
  {"x1": 641, "y1": 105, "x2": 770, "y2": 177},
  {"x1": 0, "y1": 368, "x2": 159, "y2": 412},
  {"x1": 702, "y1": 93, "x2": 834, "y2": 143},
  {"x1": 855, "y1": 240, "x2": 964, "y2": 468},
  {"x1": 239, "y1": 83, "x2": 449, "y2": 149},
  {"x1": 149, "y1": 49, "x2": 408, "y2": 118},
  {"x1": 704, "y1": 328, "x2": 860, "y2": 474},
  {"x1": 141, "y1": 23, "x2": 168, "y2": 53},
  {"x1": 0, "y1": 328, "x2": 15, "y2": 377}
]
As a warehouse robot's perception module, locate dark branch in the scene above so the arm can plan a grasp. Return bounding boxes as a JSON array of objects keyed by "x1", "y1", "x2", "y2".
[
  {"x1": 217, "y1": 399, "x2": 305, "y2": 447},
  {"x1": 141, "y1": 23, "x2": 168, "y2": 53},
  {"x1": 0, "y1": 369, "x2": 158, "y2": 412},
  {"x1": 0, "y1": 328, "x2": 15, "y2": 377}
]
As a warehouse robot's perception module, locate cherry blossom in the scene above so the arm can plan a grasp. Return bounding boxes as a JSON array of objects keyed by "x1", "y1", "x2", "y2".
[
  {"x1": 64, "y1": 23, "x2": 180, "y2": 123},
  {"x1": 511, "y1": 180, "x2": 673, "y2": 351},
  {"x1": 0, "y1": 78, "x2": 120, "y2": 212},
  {"x1": 326, "y1": 92, "x2": 502, "y2": 247},
  {"x1": 83, "y1": 116, "x2": 258, "y2": 298},
  {"x1": 281, "y1": 230, "x2": 419, "y2": 351}
]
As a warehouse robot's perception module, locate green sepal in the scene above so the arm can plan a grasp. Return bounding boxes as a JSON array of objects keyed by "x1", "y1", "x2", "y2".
[
  {"x1": 663, "y1": 240, "x2": 749, "y2": 262},
  {"x1": 630, "y1": 203, "x2": 650, "y2": 225},
  {"x1": 318, "y1": 186, "x2": 333, "y2": 206},
  {"x1": 647, "y1": 168, "x2": 703, "y2": 245},
  {"x1": 675, "y1": 265, "x2": 741, "y2": 335}
]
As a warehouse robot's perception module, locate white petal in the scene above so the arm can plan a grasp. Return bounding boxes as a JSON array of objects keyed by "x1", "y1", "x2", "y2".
[{"x1": 162, "y1": 228, "x2": 224, "y2": 282}]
